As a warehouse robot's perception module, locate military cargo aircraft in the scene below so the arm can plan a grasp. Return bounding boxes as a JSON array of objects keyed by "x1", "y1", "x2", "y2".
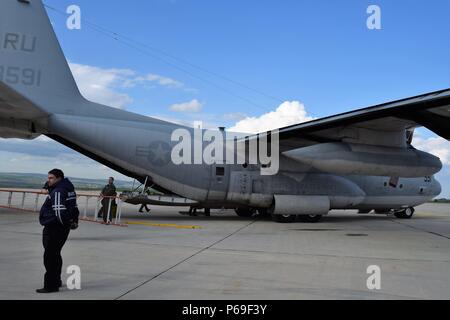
[{"x1": 1, "y1": 0, "x2": 449, "y2": 222}]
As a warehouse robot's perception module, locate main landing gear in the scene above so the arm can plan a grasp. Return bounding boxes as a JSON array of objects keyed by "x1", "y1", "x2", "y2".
[
  {"x1": 373, "y1": 207, "x2": 416, "y2": 219},
  {"x1": 394, "y1": 207, "x2": 415, "y2": 219},
  {"x1": 270, "y1": 214, "x2": 323, "y2": 223},
  {"x1": 187, "y1": 207, "x2": 211, "y2": 217},
  {"x1": 234, "y1": 207, "x2": 323, "y2": 223},
  {"x1": 235, "y1": 207, "x2": 257, "y2": 218}
]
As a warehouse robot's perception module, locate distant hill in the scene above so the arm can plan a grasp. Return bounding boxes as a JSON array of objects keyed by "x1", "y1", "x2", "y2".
[
  {"x1": 432, "y1": 198, "x2": 450, "y2": 204},
  {"x1": 0, "y1": 172, "x2": 135, "y2": 191}
]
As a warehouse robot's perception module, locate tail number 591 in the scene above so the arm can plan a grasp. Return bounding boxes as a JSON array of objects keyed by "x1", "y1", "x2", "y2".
[{"x1": 0, "y1": 66, "x2": 42, "y2": 87}]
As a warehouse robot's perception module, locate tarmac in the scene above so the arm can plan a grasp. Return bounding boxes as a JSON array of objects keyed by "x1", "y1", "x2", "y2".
[{"x1": 0, "y1": 192, "x2": 449, "y2": 300}]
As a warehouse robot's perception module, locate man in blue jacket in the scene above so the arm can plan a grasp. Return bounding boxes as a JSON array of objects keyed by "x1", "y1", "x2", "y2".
[{"x1": 36, "y1": 169, "x2": 79, "y2": 294}]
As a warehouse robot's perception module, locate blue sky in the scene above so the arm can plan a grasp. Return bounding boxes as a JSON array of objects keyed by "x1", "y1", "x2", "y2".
[
  {"x1": 1, "y1": 0, "x2": 449, "y2": 195},
  {"x1": 45, "y1": 0, "x2": 450, "y2": 119}
]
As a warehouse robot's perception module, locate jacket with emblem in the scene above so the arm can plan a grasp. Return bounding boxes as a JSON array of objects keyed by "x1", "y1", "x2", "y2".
[{"x1": 39, "y1": 178, "x2": 80, "y2": 228}]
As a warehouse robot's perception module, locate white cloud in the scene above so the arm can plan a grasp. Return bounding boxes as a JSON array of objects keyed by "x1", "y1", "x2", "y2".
[
  {"x1": 223, "y1": 112, "x2": 248, "y2": 121},
  {"x1": 228, "y1": 101, "x2": 314, "y2": 133},
  {"x1": 0, "y1": 134, "x2": 131, "y2": 180},
  {"x1": 69, "y1": 63, "x2": 134, "y2": 109},
  {"x1": 0, "y1": 135, "x2": 51, "y2": 145},
  {"x1": 413, "y1": 136, "x2": 450, "y2": 165},
  {"x1": 0, "y1": 148, "x2": 130, "y2": 181},
  {"x1": 169, "y1": 99, "x2": 203, "y2": 113},
  {"x1": 69, "y1": 63, "x2": 186, "y2": 109},
  {"x1": 134, "y1": 74, "x2": 183, "y2": 88}
]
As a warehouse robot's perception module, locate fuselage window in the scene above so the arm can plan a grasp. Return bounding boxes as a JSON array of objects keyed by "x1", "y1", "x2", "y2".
[{"x1": 216, "y1": 167, "x2": 225, "y2": 176}]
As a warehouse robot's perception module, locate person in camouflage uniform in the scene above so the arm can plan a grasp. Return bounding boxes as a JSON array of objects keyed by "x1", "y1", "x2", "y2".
[{"x1": 99, "y1": 177, "x2": 117, "y2": 224}]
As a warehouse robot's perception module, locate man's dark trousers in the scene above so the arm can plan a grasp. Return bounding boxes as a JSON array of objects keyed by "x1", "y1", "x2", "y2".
[{"x1": 42, "y1": 224, "x2": 70, "y2": 289}]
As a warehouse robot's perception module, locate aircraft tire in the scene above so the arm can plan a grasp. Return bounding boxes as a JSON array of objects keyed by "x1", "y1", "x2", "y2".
[
  {"x1": 298, "y1": 214, "x2": 323, "y2": 223},
  {"x1": 271, "y1": 214, "x2": 297, "y2": 223},
  {"x1": 235, "y1": 208, "x2": 257, "y2": 218},
  {"x1": 257, "y1": 208, "x2": 270, "y2": 217},
  {"x1": 375, "y1": 209, "x2": 391, "y2": 214},
  {"x1": 394, "y1": 207, "x2": 415, "y2": 219}
]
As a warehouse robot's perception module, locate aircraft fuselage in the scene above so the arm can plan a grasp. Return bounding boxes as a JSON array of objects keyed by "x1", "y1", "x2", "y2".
[{"x1": 45, "y1": 113, "x2": 442, "y2": 213}]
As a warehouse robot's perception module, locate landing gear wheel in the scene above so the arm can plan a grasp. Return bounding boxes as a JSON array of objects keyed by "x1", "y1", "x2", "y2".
[
  {"x1": 257, "y1": 208, "x2": 270, "y2": 217},
  {"x1": 271, "y1": 214, "x2": 297, "y2": 223},
  {"x1": 188, "y1": 207, "x2": 198, "y2": 216},
  {"x1": 235, "y1": 208, "x2": 257, "y2": 218},
  {"x1": 298, "y1": 214, "x2": 323, "y2": 223},
  {"x1": 394, "y1": 207, "x2": 415, "y2": 219}
]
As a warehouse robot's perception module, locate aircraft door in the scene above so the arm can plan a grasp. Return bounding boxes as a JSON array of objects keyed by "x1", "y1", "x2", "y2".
[{"x1": 207, "y1": 164, "x2": 230, "y2": 201}]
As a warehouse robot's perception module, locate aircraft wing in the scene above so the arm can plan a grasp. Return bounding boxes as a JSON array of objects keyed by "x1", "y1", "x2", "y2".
[{"x1": 261, "y1": 88, "x2": 450, "y2": 151}]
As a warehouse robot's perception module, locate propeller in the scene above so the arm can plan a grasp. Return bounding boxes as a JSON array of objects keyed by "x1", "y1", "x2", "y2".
[
  {"x1": 406, "y1": 129, "x2": 415, "y2": 145},
  {"x1": 388, "y1": 129, "x2": 416, "y2": 188}
]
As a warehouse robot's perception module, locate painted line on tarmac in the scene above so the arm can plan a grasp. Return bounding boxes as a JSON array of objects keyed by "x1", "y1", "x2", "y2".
[
  {"x1": 116, "y1": 218, "x2": 257, "y2": 300},
  {"x1": 124, "y1": 221, "x2": 203, "y2": 229},
  {"x1": 80, "y1": 217, "x2": 128, "y2": 228}
]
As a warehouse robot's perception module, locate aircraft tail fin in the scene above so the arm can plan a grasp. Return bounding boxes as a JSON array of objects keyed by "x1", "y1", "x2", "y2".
[
  {"x1": 1, "y1": 0, "x2": 164, "y2": 140},
  {"x1": 0, "y1": 0, "x2": 82, "y2": 117}
]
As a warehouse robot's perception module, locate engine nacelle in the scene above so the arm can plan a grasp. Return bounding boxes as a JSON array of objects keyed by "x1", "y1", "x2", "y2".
[{"x1": 283, "y1": 142, "x2": 442, "y2": 178}]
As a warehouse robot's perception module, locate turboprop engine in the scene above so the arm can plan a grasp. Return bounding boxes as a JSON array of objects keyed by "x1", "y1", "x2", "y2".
[{"x1": 283, "y1": 142, "x2": 442, "y2": 178}]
